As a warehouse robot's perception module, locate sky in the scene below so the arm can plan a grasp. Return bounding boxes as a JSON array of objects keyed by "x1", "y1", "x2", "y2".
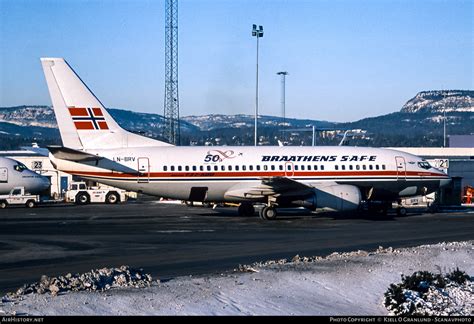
[{"x1": 0, "y1": 0, "x2": 472, "y2": 122}]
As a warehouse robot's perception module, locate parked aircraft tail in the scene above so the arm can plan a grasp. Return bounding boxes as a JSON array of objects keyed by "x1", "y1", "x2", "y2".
[{"x1": 40, "y1": 58, "x2": 172, "y2": 150}]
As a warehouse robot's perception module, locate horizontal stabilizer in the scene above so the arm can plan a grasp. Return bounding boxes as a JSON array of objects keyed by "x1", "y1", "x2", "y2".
[
  {"x1": 47, "y1": 146, "x2": 137, "y2": 174},
  {"x1": 47, "y1": 146, "x2": 103, "y2": 162}
]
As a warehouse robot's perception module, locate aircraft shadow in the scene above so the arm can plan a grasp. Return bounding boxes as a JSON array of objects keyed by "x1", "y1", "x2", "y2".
[{"x1": 194, "y1": 206, "x2": 427, "y2": 222}]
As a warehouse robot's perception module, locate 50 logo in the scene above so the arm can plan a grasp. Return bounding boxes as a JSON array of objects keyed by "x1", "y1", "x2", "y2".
[{"x1": 204, "y1": 150, "x2": 241, "y2": 163}]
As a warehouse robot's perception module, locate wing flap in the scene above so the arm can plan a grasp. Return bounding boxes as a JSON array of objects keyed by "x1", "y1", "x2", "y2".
[{"x1": 224, "y1": 176, "x2": 314, "y2": 200}]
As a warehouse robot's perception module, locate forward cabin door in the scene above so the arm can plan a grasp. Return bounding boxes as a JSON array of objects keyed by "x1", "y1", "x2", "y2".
[
  {"x1": 395, "y1": 156, "x2": 406, "y2": 181},
  {"x1": 137, "y1": 157, "x2": 150, "y2": 183},
  {"x1": 0, "y1": 167, "x2": 7, "y2": 183}
]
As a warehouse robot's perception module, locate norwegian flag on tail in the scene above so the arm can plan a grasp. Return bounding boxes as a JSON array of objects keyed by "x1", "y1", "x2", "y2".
[{"x1": 68, "y1": 107, "x2": 109, "y2": 130}]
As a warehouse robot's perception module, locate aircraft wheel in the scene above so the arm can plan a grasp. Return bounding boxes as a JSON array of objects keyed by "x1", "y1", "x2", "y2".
[
  {"x1": 106, "y1": 192, "x2": 120, "y2": 204},
  {"x1": 397, "y1": 207, "x2": 407, "y2": 216},
  {"x1": 238, "y1": 203, "x2": 255, "y2": 216},
  {"x1": 25, "y1": 200, "x2": 36, "y2": 208},
  {"x1": 0, "y1": 201, "x2": 7, "y2": 209},
  {"x1": 76, "y1": 192, "x2": 90, "y2": 205},
  {"x1": 259, "y1": 206, "x2": 277, "y2": 220}
]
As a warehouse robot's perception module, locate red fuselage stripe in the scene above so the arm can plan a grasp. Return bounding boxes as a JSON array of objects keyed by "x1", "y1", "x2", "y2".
[{"x1": 62, "y1": 170, "x2": 448, "y2": 179}]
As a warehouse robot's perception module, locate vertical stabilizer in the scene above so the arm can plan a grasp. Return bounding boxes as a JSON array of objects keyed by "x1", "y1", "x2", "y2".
[{"x1": 40, "y1": 58, "x2": 172, "y2": 150}]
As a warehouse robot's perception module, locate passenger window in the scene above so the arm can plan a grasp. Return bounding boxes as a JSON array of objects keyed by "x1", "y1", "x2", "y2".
[
  {"x1": 335, "y1": 165, "x2": 339, "y2": 171},
  {"x1": 295, "y1": 165, "x2": 299, "y2": 171},
  {"x1": 163, "y1": 166, "x2": 168, "y2": 172},
  {"x1": 356, "y1": 165, "x2": 360, "y2": 170},
  {"x1": 369, "y1": 165, "x2": 373, "y2": 170},
  {"x1": 362, "y1": 165, "x2": 366, "y2": 170},
  {"x1": 341, "y1": 165, "x2": 346, "y2": 170},
  {"x1": 279, "y1": 165, "x2": 284, "y2": 171},
  {"x1": 375, "y1": 165, "x2": 379, "y2": 170},
  {"x1": 256, "y1": 165, "x2": 261, "y2": 171},
  {"x1": 221, "y1": 165, "x2": 225, "y2": 171},
  {"x1": 200, "y1": 166, "x2": 204, "y2": 171},
  {"x1": 228, "y1": 166, "x2": 232, "y2": 171},
  {"x1": 301, "y1": 165, "x2": 305, "y2": 171},
  {"x1": 271, "y1": 165, "x2": 275, "y2": 171},
  {"x1": 12, "y1": 189, "x2": 21, "y2": 195},
  {"x1": 178, "y1": 166, "x2": 182, "y2": 171},
  {"x1": 314, "y1": 165, "x2": 318, "y2": 171},
  {"x1": 242, "y1": 165, "x2": 247, "y2": 171},
  {"x1": 207, "y1": 166, "x2": 211, "y2": 171},
  {"x1": 264, "y1": 165, "x2": 268, "y2": 171},
  {"x1": 249, "y1": 165, "x2": 253, "y2": 171},
  {"x1": 214, "y1": 166, "x2": 218, "y2": 171},
  {"x1": 382, "y1": 165, "x2": 386, "y2": 170},
  {"x1": 235, "y1": 166, "x2": 239, "y2": 171},
  {"x1": 321, "y1": 165, "x2": 325, "y2": 171},
  {"x1": 192, "y1": 166, "x2": 197, "y2": 171},
  {"x1": 171, "y1": 166, "x2": 175, "y2": 171},
  {"x1": 185, "y1": 166, "x2": 189, "y2": 171}
]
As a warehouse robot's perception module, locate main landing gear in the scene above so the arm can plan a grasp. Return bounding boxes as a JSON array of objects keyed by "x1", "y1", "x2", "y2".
[
  {"x1": 259, "y1": 206, "x2": 277, "y2": 220},
  {"x1": 237, "y1": 202, "x2": 278, "y2": 220}
]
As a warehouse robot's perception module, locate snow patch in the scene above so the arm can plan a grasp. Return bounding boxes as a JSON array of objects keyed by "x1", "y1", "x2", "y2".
[{"x1": 1, "y1": 241, "x2": 472, "y2": 315}]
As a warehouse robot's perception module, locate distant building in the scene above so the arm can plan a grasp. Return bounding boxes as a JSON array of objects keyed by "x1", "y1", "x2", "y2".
[
  {"x1": 449, "y1": 135, "x2": 474, "y2": 148},
  {"x1": 0, "y1": 149, "x2": 72, "y2": 198},
  {"x1": 0, "y1": 147, "x2": 137, "y2": 200}
]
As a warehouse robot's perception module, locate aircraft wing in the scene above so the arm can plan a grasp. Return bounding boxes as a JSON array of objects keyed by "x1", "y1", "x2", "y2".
[
  {"x1": 261, "y1": 176, "x2": 312, "y2": 193},
  {"x1": 224, "y1": 176, "x2": 313, "y2": 200}
]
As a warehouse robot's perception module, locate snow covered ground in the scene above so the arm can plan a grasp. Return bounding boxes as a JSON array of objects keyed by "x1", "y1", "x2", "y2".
[{"x1": 1, "y1": 241, "x2": 472, "y2": 316}]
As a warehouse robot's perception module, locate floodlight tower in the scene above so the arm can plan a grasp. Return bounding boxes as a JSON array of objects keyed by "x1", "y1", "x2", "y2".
[
  {"x1": 277, "y1": 71, "x2": 288, "y2": 125},
  {"x1": 252, "y1": 24, "x2": 263, "y2": 146},
  {"x1": 443, "y1": 91, "x2": 447, "y2": 147},
  {"x1": 164, "y1": 0, "x2": 180, "y2": 145}
]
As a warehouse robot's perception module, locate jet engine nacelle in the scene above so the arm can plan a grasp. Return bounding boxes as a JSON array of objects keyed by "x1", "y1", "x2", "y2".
[{"x1": 291, "y1": 184, "x2": 362, "y2": 212}]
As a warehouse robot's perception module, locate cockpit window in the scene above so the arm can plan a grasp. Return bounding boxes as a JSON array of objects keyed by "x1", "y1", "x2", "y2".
[
  {"x1": 418, "y1": 161, "x2": 431, "y2": 170},
  {"x1": 13, "y1": 163, "x2": 27, "y2": 172}
]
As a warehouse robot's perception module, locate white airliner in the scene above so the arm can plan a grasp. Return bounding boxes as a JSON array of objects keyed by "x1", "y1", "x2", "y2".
[
  {"x1": 0, "y1": 157, "x2": 50, "y2": 194},
  {"x1": 40, "y1": 58, "x2": 450, "y2": 220}
]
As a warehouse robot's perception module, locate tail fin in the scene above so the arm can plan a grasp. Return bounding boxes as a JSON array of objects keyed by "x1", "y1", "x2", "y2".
[{"x1": 40, "y1": 58, "x2": 172, "y2": 150}]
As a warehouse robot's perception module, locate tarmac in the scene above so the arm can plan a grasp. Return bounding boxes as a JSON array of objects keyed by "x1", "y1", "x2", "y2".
[{"x1": 1, "y1": 201, "x2": 474, "y2": 295}]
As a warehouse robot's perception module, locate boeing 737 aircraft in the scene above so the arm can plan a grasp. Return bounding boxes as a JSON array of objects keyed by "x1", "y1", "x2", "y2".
[
  {"x1": 40, "y1": 58, "x2": 450, "y2": 220},
  {"x1": 0, "y1": 157, "x2": 50, "y2": 194}
]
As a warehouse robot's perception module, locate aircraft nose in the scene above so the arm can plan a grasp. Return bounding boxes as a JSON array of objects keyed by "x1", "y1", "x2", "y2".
[{"x1": 40, "y1": 177, "x2": 51, "y2": 191}]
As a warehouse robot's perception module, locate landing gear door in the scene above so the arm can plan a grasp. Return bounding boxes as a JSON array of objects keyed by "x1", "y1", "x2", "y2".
[
  {"x1": 137, "y1": 157, "x2": 150, "y2": 183},
  {"x1": 395, "y1": 156, "x2": 406, "y2": 180}
]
